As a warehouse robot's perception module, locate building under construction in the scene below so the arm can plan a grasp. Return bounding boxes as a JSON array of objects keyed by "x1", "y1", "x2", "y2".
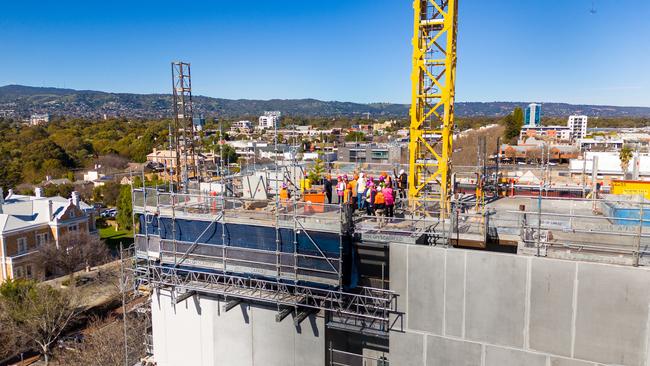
[{"x1": 127, "y1": 1, "x2": 650, "y2": 365}]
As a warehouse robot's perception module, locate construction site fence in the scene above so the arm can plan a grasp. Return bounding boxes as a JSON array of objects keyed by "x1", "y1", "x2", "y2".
[
  {"x1": 132, "y1": 188, "x2": 344, "y2": 230},
  {"x1": 134, "y1": 235, "x2": 342, "y2": 286},
  {"x1": 352, "y1": 194, "x2": 650, "y2": 265},
  {"x1": 490, "y1": 195, "x2": 650, "y2": 265}
]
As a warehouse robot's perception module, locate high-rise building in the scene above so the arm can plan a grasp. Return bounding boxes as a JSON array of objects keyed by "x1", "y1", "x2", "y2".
[
  {"x1": 524, "y1": 103, "x2": 542, "y2": 126},
  {"x1": 567, "y1": 115, "x2": 588, "y2": 140},
  {"x1": 258, "y1": 111, "x2": 281, "y2": 130},
  {"x1": 192, "y1": 115, "x2": 206, "y2": 132}
]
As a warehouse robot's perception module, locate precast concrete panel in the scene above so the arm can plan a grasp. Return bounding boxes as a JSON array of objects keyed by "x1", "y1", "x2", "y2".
[
  {"x1": 484, "y1": 345, "x2": 547, "y2": 366},
  {"x1": 573, "y1": 262, "x2": 650, "y2": 366},
  {"x1": 465, "y1": 251, "x2": 527, "y2": 348},
  {"x1": 426, "y1": 335, "x2": 481, "y2": 366},
  {"x1": 390, "y1": 243, "x2": 409, "y2": 326},
  {"x1": 198, "y1": 295, "x2": 216, "y2": 365},
  {"x1": 529, "y1": 258, "x2": 576, "y2": 357},
  {"x1": 388, "y1": 330, "x2": 425, "y2": 366},
  {"x1": 444, "y1": 249, "x2": 466, "y2": 337},
  {"x1": 213, "y1": 302, "x2": 254, "y2": 366},
  {"x1": 252, "y1": 306, "x2": 295, "y2": 366},
  {"x1": 294, "y1": 314, "x2": 325, "y2": 366},
  {"x1": 155, "y1": 290, "x2": 207, "y2": 366},
  {"x1": 151, "y1": 290, "x2": 169, "y2": 365},
  {"x1": 407, "y1": 245, "x2": 445, "y2": 334}
]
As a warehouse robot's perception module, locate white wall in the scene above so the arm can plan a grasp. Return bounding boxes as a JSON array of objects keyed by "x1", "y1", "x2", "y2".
[
  {"x1": 152, "y1": 289, "x2": 325, "y2": 366},
  {"x1": 390, "y1": 244, "x2": 650, "y2": 366}
]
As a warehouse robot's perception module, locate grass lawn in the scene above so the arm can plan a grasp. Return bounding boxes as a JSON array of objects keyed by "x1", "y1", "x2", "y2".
[{"x1": 99, "y1": 226, "x2": 134, "y2": 251}]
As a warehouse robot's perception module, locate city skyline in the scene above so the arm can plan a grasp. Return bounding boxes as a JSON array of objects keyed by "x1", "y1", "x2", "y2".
[{"x1": 1, "y1": 1, "x2": 649, "y2": 106}]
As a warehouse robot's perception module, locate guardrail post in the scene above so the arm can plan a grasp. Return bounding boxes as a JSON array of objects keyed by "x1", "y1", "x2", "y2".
[{"x1": 635, "y1": 196, "x2": 643, "y2": 267}]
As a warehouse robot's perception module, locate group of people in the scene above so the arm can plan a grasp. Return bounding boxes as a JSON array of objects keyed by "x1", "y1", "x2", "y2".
[{"x1": 323, "y1": 169, "x2": 408, "y2": 218}]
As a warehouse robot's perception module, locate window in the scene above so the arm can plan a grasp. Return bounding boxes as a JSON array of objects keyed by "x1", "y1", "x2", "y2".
[
  {"x1": 69, "y1": 209, "x2": 76, "y2": 218},
  {"x1": 17, "y1": 237, "x2": 27, "y2": 254},
  {"x1": 25, "y1": 265, "x2": 33, "y2": 279},
  {"x1": 36, "y1": 233, "x2": 49, "y2": 246},
  {"x1": 68, "y1": 224, "x2": 79, "y2": 232},
  {"x1": 14, "y1": 266, "x2": 24, "y2": 279},
  {"x1": 371, "y1": 150, "x2": 389, "y2": 159}
]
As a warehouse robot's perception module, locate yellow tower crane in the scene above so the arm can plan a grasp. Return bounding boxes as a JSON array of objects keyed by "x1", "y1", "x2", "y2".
[{"x1": 408, "y1": 0, "x2": 459, "y2": 217}]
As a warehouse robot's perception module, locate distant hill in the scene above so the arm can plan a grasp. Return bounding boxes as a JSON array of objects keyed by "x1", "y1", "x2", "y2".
[{"x1": 1, "y1": 85, "x2": 649, "y2": 119}]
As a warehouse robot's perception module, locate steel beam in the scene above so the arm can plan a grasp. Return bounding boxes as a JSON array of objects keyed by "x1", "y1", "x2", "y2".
[
  {"x1": 223, "y1": 298, "x2": 242, "y2": 312},
  {"x1": 174, "y1": 290, "x2": 196, "y2": 304},
  {"x1": 293, "y1": 308, "x2": 318, "y2": 326},
  {"x1": 275, "y1": 307, "x2": 293, "y2": 322}
]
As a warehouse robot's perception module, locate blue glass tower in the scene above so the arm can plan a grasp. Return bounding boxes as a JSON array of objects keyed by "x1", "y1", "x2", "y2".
[{"x1": 524, "y1": 103, "x2": 541, "y2": 126}]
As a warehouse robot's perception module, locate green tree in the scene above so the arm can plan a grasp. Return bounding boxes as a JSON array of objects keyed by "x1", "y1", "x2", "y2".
[
  {"x1": 307, "y1": 158, "x2": 327, "y2": 184},
  {"x1": 513, "y1": 107, "x2": 524, "y2": 126},
  {"x1": 219, "y1": 144, "x2": 239, "y2": 164},
  {"x1": 502, "y1": 107, "x2": 524, "y2": 142},
  {"x1": 116, "y1": 185, "x2": 133, "y2": 230},
  {"x1": 345, "y1": 131, "x2": 366, "y2": 142},
  {"x1": 43, "y1": 183, "x2": 75, "y2": 198},
  {"x1": 101, "y1": 182, "x2": 122, "y2": 207},
  {"x1": 619, "y1": 147, "x2": 633, "y2": 177}
]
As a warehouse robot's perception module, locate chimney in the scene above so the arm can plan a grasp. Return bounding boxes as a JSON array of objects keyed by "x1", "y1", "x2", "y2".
[
  {"x1": 7, "y1": 189, "x2": 13, "y2": 198},
  {"x1": 71, "y1": 191, "x2": 80, "y2": 208},
  {"x1": 0, "y1": 187, "x2": 4, "y2": 204},
  {"x1": 35, "y1": 187, "x2": 43, "y2": 198},
  {"x1": 48, "y1": 199, "x2": 53, "y2": 220}
]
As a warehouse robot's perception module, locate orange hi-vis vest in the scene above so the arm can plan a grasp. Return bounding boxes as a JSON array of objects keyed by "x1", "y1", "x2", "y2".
[{"x1": 374, "y1": 191, "x2": 385, "y2": 205}]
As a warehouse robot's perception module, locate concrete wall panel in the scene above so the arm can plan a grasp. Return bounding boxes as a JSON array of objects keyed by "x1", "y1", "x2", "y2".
[
  {"x1": 294, "y1": 315, "x2": 325, "y2": 366},
  {"x1": 426, "y1": 335, "x2": 481, "y2": 366},
  {"x1": 390, "y1": 243, "x2": 408, "y2": 325},
  {"x1": 465, "y1": 251, "x2": 527, "y2": 348},
  {"x1": 389, "y1": 331, "x2": 424, "y2": 366},
  {"x1": 214, "y1": 303, "x2": 253, "y2": 366},
  {"x1": 484, "y1": 345, "x2": 546, "y2": 366},
  {"x1": 407, "y1": 245, "x2": 445, "y2": 334},
  {"x1": 252, "y1": 306, "x2": 294, "y2": 366},
  {"x1": 389, "y1": 244, "x2": 650, "y2": 366},
  {"x1": 444, "y1": 249, "x2": 465, "y2": 337},
  {"x1": 529, "y1": 258, "x2": 575, "y2": 357},
  {"x1": 574, "y1": 263, "x2": 650, "y2": 366},
  {"x1": 153, "y1": 290, "x2": 209, "y2": 366}
]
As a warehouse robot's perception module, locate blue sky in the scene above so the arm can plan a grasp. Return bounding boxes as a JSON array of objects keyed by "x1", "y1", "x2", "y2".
[{"x1": 1, "y1": 1, "x2": 649, "y2": 106}]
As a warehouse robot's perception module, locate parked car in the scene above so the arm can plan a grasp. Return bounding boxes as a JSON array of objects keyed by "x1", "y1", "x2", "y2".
[{"x1": 101, "y1": 208, "x2": 117, "y2": 218}]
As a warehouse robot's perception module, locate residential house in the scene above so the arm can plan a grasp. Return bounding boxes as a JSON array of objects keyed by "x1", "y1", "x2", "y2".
[{"x1": 0, "y1": 188, "x2": 96, "y2": 283}]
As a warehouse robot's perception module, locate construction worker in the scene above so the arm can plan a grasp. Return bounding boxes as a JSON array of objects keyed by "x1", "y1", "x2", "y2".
[
  {"x1": 323, "y1": 175, "x2": 333, "y2": 204},
  {"x1": 280, "y1": 183, "x2": 290, "y2": 208},
  {"x1": 365, "y1": 179, "x2": 376, "y2": 216},
  {"x1": 350, "y1": 173, "x2": 359, "y2": 209},
  {"x1": 357, "y1": 173, "x2": 366, "y2": 211},
  {"x1": 382, "y1": 182, "x2": 395, "y2": 218},
  {"x1": 374, "y1": 184, "x2": 386, "y2": 221},
  {"x1": 395, "y1": 169, "x2": 408, "y2": 200},
  {"x1": 336, "y1": 176, "x2": 346, "y2": 205},
  {"x1": 342, "y1": 175, "x2": 351, "y2": 204}
]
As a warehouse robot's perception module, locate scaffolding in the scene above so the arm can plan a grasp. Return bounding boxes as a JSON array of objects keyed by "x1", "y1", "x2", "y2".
[{"x1": 130, "y1": 186, "x2": 401, "y2": 335}]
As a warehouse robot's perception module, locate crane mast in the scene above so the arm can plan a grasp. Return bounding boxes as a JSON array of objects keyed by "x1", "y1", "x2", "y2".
[{"x1": 408, "y1": 0, "x2": 458, "y2": 216}]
